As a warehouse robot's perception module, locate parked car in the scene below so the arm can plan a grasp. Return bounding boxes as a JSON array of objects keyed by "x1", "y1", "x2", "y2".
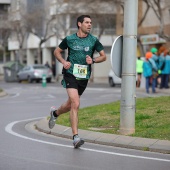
[
  {"x1": 108, "y1": 69, "x2": 121, "y2": 87},
  {"x1": 17, "y1": 64, "x2": 52, "y2": 83}
]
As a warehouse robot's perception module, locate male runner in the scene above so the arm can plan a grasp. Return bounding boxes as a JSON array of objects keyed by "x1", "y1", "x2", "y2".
[{"x1": 49, "y1": 15, "x2": 106, "y2": 148}]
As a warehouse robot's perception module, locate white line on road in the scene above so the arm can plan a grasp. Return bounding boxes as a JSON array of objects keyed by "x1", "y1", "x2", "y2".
[
  {"x1": 10, "y1": 93, "x2": 20, "y2": 98},
  {"x1": 47, "y1": 94, "x2": 56, "y2": 98},
  {"x1": 5, "y1": 118, "x2": 170, "y2": 163}
]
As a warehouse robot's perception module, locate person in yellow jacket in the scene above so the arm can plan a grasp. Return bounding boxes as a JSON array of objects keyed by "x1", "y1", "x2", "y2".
[{"x1": 136, "y1": 56, "x2": 144, "y2": 87}]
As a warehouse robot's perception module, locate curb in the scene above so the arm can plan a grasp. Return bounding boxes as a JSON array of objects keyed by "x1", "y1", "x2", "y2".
[
  {"x1": 0, "y1": 91, "x2": 7, "y2": 97},
  {"x1": 35, "y1": 118, "x2": 170, "y2": 154}
]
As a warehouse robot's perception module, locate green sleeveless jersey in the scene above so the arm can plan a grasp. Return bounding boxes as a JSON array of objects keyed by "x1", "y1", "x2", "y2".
[{"x1": 59, "y1": 33, "x2": 104, "y2": 79}]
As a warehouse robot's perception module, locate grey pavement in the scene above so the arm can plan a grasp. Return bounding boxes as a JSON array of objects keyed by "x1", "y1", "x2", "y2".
[{"x1": 0, "y1": 74, "x2": 170, "y2": 154}]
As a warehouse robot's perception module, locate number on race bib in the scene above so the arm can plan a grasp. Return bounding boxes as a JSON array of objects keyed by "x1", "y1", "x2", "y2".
[{"x1": 73, "y1": 64, "x2": 88, "y2": 78}]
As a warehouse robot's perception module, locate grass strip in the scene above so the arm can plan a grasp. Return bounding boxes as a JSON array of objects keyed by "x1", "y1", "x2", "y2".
[{"x1": 55, "y1": 96, "x2": 170, "y2": 140}]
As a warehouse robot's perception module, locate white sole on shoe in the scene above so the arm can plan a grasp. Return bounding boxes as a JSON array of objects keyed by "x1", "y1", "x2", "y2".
[{"x1": 74, "y1": 139, "x2": 84, "y2": 148}]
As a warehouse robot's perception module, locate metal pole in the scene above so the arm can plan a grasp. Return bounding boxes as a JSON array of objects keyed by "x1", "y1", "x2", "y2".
[{"x1": 120, "y1": 0, "x2": 138, "y2": 135}]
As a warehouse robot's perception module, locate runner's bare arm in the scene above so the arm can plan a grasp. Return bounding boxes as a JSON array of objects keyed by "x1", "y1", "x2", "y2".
[
  {"x1": 54, "y1": 47, "x2": 71, "y2": 69},
  {"x1": 86, "y1": 50, "x2": 106, "y2": 64},
  {"x1": 94, "y1": 50, "x2": 107, "y2": 63}
]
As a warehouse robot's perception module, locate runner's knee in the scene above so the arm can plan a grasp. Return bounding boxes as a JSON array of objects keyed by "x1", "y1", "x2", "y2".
[{"x1": 71, "y1": 100, "x2": 80, "y2": 110}]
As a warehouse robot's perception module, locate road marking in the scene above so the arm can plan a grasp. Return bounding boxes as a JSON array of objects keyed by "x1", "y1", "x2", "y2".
[
  {"x1": 5, "y1": 118, "x2": 170, "y2": 163},
  {"x1": 10, "y1": 93, "x2": 20, "y2": 98},
  {"x1": 35, "y1": 100, "x2": 54, "y2": 103},
  {"x1": 47, "y1": 94, "x2": 56, "y2": 98}
]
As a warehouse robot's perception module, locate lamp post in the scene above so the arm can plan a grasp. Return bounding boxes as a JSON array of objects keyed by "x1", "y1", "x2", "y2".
[{"x1": 119, "y1": 0, "x2": 138, "y2": 135}]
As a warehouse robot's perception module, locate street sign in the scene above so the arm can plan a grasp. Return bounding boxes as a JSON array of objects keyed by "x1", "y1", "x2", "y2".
[{"x1": 110, "y1": 35, "x2": 123, "y2": 78}]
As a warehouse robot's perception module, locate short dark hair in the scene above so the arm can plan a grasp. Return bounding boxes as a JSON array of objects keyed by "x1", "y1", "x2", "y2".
[{"x1": 76, "y1": 15, "x2": 91, "y2": 29}]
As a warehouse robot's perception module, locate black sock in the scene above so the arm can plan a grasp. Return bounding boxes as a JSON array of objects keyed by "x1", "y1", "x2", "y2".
[
  {"x1": 53, "y1": 110, "x2": 58, "y2": 118},
  {"x1": 73, "y1": 134, "x2": 78, "y2": 139}
]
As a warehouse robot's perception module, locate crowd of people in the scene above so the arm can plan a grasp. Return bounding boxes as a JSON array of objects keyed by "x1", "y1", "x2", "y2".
[{"x1": 136, "y1": 46, "x2": 170, "y2": 93}]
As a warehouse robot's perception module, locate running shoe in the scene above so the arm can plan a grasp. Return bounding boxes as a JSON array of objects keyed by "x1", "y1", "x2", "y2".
[
  {"x1": 48, "y1": 106, "x2": 58, "y2": 129},
  {"x1": 73, "y1": 135, "x2": 84, "y2": 148}
]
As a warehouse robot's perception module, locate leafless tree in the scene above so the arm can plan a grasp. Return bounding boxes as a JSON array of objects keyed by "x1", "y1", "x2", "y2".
[
  {"x1": 8, "y1": 0, "x2": 169, "y2": 64},
  {"x1": 112, "y1": 0, "x2": 170, "y2": 42},
  {"x1": 146, "y1": 0, "x2": 170, "y2": 41},
  {"x1": 0, "y1": 13, "x2": 11, "y2": 62},
  {"x1": 51, "y1": 0, "x2": 117, "y2": 41},
  {"x1": 114, "y1": 0, "x2": 170, "y2": 55},
  {"x1": 24, "y1": 4, "x2": 56, "y2": 63},
  {"x1": 137, "y1": 0, "x2": 170, "y2": 55},
  {"x1": 8, "y1": 2, "x2": 28, "y2": 63}
]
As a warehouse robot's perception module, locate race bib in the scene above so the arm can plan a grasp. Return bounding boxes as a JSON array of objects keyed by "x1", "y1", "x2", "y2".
[{"x1": 73, "y1": 64, "x2": 87, "y2": 78}]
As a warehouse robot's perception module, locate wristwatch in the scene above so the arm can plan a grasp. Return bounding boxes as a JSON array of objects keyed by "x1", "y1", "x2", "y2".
[{"x1": 92, "y1": 58, "x2": 96, "y2": 64}]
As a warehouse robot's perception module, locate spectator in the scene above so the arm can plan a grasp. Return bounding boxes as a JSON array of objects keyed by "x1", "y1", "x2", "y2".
[
  {"x1": 150, "y1": 47, "x2": 158, "y2": 63},
  {"x1": 150, "y1": 47, "x2": 160, "y2": 87},
  {"x1": 156, "y1": 46, "x2": 166, "y2": 87},
  {"x1": 158, "y1": 46, "x2": 166, "y2": 70},
  {"x1": 51, "y1": 60, "x2": 56, "y2": 77},
  {"x1": 160, "y1": 49, "x2": 170, "y2": 89},
  {"x1": 143, "y1": 52, "x2": 157, "y2": 93},
  {"x1": 45, "y1": 61, "x2": 51, "y2": 68},
  {"x1": 136, "y1": 56, "x2": 143, "y2": 88}
]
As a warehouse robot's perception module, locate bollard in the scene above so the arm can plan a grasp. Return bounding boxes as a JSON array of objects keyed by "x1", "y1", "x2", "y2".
[{"x1": 42, "y1": 74, "x2": 47, "y2": 87}]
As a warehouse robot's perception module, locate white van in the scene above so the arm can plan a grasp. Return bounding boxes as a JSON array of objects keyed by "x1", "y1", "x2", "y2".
[{"x1": 108, "y1": 69, "x2": 121, "y2": 87}]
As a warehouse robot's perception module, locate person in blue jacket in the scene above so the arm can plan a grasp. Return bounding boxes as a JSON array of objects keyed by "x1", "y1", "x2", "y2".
[
  {"x1": 160, "y1": 49, "x2": 170, "y2": 89},
  {"x1": 150, "y1": 47, "x2": 159, "y2": 64},
  {"x1": 150, "y1": 47, "x2": 160, "y2": 87},
  {"x1": 157, "y1": 46, "x2": 166, "y2": 71},
  {"x1": 143, "y1": 52, "x2": 157, "y2": 93},
  {"x1": 156, "y1": 46, "x2": 166, "y2": 87}
]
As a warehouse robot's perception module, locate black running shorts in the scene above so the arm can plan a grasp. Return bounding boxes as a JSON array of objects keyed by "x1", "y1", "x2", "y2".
[{"x1": 61, "y1": 73, "x2": 88, "y2": 95}]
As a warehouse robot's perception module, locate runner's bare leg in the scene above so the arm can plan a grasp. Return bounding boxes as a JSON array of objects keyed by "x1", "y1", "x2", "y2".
[{"x1": 66, "y1": 88, "x2": 80, "y2": 135}]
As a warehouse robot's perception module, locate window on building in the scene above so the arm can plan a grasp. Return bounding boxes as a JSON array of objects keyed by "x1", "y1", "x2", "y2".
[{"x1": 0, "y1": 4, "x2": 7, "y2": 11}]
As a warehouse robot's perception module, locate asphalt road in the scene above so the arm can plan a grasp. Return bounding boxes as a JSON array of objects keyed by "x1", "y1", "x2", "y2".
[{"x1": 0, "y1": 81, "x2": 170, "y2": 170}]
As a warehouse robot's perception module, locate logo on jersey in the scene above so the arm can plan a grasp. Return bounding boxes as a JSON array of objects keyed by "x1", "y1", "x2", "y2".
[
  {"x1": 84, "y1": 47, "x2": 89, "y2": 51},
  {"x1": 73, "y1": 46, "x2": 83, "y2": 50}
]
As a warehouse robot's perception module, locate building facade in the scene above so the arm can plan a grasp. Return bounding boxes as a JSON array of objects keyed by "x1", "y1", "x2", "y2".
[
  {"x1": 0, "y1": 0, "x2": 11, "y2": 73},
  {"x1": 7, "y1": 0, "x2": 117, "y2": 83},
  {"x1": 1, "y1": 0, "x2": 170, "y2": 83}
]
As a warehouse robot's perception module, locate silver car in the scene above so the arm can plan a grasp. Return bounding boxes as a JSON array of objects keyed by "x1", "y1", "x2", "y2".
[{"x1": 17, "y1": 64, "x2": 52, "y2": 83}]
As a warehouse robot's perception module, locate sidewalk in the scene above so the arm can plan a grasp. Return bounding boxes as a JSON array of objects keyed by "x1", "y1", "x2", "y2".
[
  {"x1": 35, "y1": 118, "x2": 170, "y2": 154},
  {"x1": 0, "y1": 74, "x2": 3, "y2": 81},
  {"x1": 0, "y1": 75, "x2": 7, "y2": 97}
]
